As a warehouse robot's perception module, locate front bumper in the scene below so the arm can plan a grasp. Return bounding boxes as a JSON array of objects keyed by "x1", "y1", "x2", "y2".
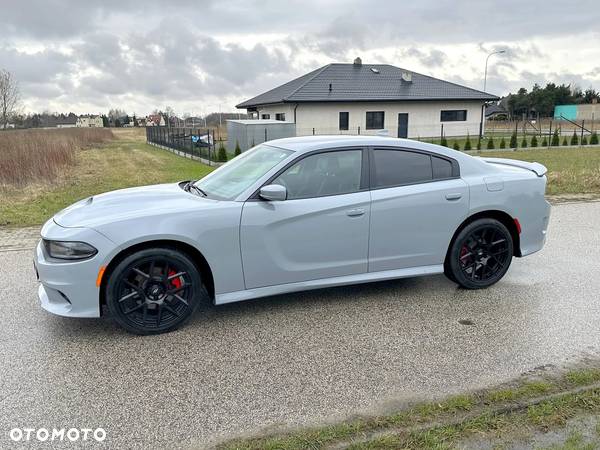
[{"x1": 34, "y1": 220, "x2": 117, "y2": 318}]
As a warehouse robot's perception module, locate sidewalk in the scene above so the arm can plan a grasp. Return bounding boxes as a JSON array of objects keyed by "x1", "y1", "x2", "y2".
[{"x1": 0, "y1": 226, "x2": 40, "y2": 252}]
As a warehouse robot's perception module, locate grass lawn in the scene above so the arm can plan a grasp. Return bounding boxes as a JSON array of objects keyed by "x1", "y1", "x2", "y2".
[
  {"x1": 473, "y1": 146, "x2": 600, "y2": 196},
  {"x1": 218, "y1": 367, "x2": 600, "y2": 449},
  {"x1": 0, "y1": 129, "x2": 214, "y2": 227}
]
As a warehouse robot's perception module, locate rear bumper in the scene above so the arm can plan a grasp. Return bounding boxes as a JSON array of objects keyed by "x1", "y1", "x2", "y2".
[{"x1": 519, "y1": 199, "x2": 551, "y2": 257}]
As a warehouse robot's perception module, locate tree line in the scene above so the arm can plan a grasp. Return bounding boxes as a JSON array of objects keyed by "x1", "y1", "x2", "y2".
[{"x1": 503, "y1": 83, "x2": 600, "y2": 119}]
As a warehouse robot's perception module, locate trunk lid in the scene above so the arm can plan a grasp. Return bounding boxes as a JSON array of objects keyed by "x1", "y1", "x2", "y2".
[{"x1": 480, "y1": 157, "x2": 547, "y2": 177}]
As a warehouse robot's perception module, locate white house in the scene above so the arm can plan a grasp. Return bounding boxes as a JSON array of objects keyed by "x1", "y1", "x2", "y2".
[
  {"x1": 76, "y1": 115, "x2": 104, "y2": 127},
  {"x1": 236, "y1": 58, "x2": 498, "y2": 138}
]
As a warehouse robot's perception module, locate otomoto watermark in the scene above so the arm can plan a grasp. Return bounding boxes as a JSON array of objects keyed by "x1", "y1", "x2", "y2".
[{"x1": 9, "y1": 427, "x2": 106, "y2": 443}]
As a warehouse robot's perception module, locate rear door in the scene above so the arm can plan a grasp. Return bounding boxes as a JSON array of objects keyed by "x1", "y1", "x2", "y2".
[
  {"x1": 368, "y1": 147, "x2": 469, "y2": 272},
  {"x1": 240, "y1": 148, "x2": 371, "y2": 289}
]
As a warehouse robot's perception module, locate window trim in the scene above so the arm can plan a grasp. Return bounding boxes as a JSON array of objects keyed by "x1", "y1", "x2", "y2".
[
  {"x1": 250, "y1": 147, "x2": 369, "y2": 201},
  {"x1": 368, "y1": 146, "x2": 460, "y2": 191},
  {"x1": 261, "y1": 113, "x2": 271, "y2": 120},
  {"x1": 365, "y1": 111, "x2": 385, "y2": 130},
  {"x1": 440, "y1": 109, "x2": 467, "y2": 122},
  {"x1": 339, "y1": 111, "x2": 349, "y2": 131},
  {"x1": 275, "y1": 113, "x2": 286, "y2": 121}
]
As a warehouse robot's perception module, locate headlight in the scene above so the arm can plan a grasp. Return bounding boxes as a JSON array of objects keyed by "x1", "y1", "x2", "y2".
[{"x1": 43, "y1": 240, "x2": 98, "y2": 260}]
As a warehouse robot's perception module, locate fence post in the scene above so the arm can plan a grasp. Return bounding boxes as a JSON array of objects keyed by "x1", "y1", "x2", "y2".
[
  {"x1": 265, "y1": 128, "x2": 268, "y2": 143},
  {"x1": 312, "y1": 127, "x2": 315, "y2": 135},
  {"x1": 357, "y1": 126, "x2": 360, "y2": 135},
  {"x1": 581, "y1": 120, "x2": 585, "y2": 145},
  {"x1": 548, "y1": 121, "x2": 552, "y2": 148}
]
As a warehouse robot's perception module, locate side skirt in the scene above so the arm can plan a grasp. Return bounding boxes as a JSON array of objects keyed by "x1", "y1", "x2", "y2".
[{"x1": 215, "y1": 264, "x2": 444, "y2": 305}]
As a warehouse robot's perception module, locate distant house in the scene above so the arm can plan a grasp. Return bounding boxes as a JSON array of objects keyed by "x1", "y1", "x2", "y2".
[
  {"x1": 485, "y1": 104, "x2": 508, "y2": 120},
  {"x1": 146, "y1": 114, "x2": 166, "y2": 126},
  {"x1": 56, "y1": 114, "x2": 78, "y2": 128},
  {"x1": 237, "y1": 57, "x2": 498, "y2": 138},
  {"x1": 76, "y1": 115, "x2": 104, "y2": 128}
]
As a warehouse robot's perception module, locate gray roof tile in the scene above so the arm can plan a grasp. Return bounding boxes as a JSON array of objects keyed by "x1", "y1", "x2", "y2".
[{"x1": 237, "y1": 63, "x2": 498, "y2": 108}]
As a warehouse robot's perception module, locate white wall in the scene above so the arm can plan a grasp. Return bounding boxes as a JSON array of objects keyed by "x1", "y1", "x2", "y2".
[{"x1": 256, "y1": 101, "x2": 485, "y2": 138}]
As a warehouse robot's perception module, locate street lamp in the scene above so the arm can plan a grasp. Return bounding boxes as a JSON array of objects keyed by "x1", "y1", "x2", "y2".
[{"x1": 479, "y1": 49, "x2": 506, "y2": 140}]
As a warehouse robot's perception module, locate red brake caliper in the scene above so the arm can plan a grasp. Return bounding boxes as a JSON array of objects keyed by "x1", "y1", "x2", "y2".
[
  {"x1": 459, "y1": 245, "x2": 470, "y2": 267},
  {"x1": 168, "y1": 270, "x2": 182, "y2": 289}
]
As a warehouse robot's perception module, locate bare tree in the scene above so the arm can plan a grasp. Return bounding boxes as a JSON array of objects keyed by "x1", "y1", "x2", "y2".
[{"x1": 0, "y1": 69, "x2": 20, "y2": 129}]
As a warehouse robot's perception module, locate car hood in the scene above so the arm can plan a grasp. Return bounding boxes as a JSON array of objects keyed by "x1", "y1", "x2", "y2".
[{"x1": 54, "y1": 183, "x2": 218, "y2": 228}]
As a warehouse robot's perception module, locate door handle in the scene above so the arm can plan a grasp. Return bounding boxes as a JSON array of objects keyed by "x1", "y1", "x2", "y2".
[
  {"x1": 445, "y1": 193, "x2": 463, "y2": 201},
  {"x1": 346, "y1": 208, "x2": 366, "y2": 217}
]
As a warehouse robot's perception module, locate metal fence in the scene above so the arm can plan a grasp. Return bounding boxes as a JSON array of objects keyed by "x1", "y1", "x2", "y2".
[{"x1": 146, "y1": 126, "x2": 221, "y2": 163}]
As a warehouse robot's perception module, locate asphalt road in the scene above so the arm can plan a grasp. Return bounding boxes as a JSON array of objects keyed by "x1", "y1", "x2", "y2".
[{"x1": 1, "y1": 202, "x2": 600, "y2": 449}]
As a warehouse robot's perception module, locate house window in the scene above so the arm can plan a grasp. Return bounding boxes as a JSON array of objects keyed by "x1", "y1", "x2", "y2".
[
  {"x1": 261, "y1": 114, "x2": 270, "y2": 120},
  {"x1": 366, "y1": 111, "x2": 385, "y2": 129},
  {"x1": 440, "y1": 110, "x2": 467, "y2": 122},
  {"x1": 275, "y1": 113, "x2": 286, "y2": 121},
  {"x1": 339, "y1": 112, "x2": 349, "y2": 130}
]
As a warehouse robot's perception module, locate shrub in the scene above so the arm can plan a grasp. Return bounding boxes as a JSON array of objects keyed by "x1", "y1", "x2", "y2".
[
  {"x1": 570, "y1": 131, "x2": 579, "y2": 146},
  {"x1": 591, "y1": 131, "x2": 599, "y2": 145},
  {"x1": 476, "y1": 139, "x2": 482, "y2": 150},
  {"x1": 562, "y1": 136, "x2": 569, "y2": 146},
  {"x1": 464, "y1": 134, "x2": 472, "y2": 151},
  {"x1": 453, "y1": 141, "x2": 460, "y2": 151},
  {"x1": 486, "y1": 138, "x2": 495, "y2": 149},
  {"x1": 217, "y1": 142, "x2": 228, "y2": 161},
  {"x1": 509, "y1": 132, "x2": 518, "y2": 148},
  {"x1": 521, "y1": 137, "x2": 528, "y2": 148},
  {"x1": 582, "y1": 135, "x2": 588, "y2": 145},
  {"x1": 440, "y1": 136, "x2": 448, "y2": 147},
  {"x1": 541, "y1": 136, "x2": 548, "y2": 147},
  {"x1": 530, "y1": 135, "x2": 538, "y2": 147},
  {"x1": 499, "y1": 137, "x2": 506, "y2": 149},
  {"x1": 551, "y1": 129, "x2": 560, "y2": 146},
  {"x1": 234, "y1": 140, "x2": 241, "y2": 156}
]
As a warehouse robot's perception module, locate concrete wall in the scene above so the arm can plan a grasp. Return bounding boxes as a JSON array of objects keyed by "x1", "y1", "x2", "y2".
[{"x1": 255, "y1": 101, "x2": 485, "y2": 138}]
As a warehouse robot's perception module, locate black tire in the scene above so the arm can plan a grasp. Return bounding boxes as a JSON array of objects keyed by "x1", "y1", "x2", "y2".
[
  {"x1": 106, "y1": 248, "x2": 205, "y2": 335},
  {"x1": 447, "y1": 218, "x2": 513, "y2": 289}
]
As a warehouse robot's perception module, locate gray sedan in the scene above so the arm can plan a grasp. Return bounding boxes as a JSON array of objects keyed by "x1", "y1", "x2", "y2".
[{"x1": 34, "y1": 136, "x2": 551, "y2": 334}]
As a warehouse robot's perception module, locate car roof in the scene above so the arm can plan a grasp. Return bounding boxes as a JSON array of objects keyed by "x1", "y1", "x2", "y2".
[{"x1": 265, "y1": 135, "x2": 463, "y2": 159}]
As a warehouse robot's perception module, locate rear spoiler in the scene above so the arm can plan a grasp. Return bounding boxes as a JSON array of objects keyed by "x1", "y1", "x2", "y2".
[{"x1": 480, "y1": 157, "x2": 548, "y2": 177}]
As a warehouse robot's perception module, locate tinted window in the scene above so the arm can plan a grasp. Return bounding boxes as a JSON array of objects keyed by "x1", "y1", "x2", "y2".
[
  {"x1": 273, "y1": 150, "x2": 362, "y2": 199},
  {"x1": 366, "y1": 111, "x2": 384, "y2": 129},
  {"x1": 432, "y1": 156, "x2": 453, "y2": 179},
  {"x1": 275, "y1": 113, "x2": 285, "y2": 121},
  {"x1": 440, "y1": 110, "x2": 467, "y2": 122},
  {"x1": 339, "y1": 112, "x2": 349, "y2": 130},
  {"x1": 261, "y1": 114, "x2": 270, "y2": 119},
  {"x1": 372, "y1": 149, "x2": 432, "y2": 187}
]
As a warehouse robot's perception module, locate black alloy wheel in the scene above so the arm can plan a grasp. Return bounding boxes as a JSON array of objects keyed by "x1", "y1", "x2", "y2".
[
  {"x1": 447, "y1": 218, "x2": 514, "y2": 289},
  {"x1": 106, "y1": 248, "x2": 204, "y2": 334}
]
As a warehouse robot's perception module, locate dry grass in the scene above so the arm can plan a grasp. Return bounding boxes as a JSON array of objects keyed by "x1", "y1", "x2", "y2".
[{"x1": 0, "y1": 128, "x2": 114, "y2": 187}]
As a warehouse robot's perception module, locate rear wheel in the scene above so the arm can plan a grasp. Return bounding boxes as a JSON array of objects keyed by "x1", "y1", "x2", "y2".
[
  {"x1": 106, "y1": 248, "x2": 205, "y2": 334},
  {"x1": 447, "y1": 218, "x2": 513, "y2": 289}
]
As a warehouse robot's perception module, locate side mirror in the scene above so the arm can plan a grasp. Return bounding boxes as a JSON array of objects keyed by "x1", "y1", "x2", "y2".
[{"x1": 259, "y1": 184, "x2": 287, "y2": 201}]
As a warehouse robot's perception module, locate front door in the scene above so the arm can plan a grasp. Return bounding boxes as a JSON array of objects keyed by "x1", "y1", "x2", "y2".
[
  {"x1": 240, "y1": 148, "x2": 371, "y2": 289},
  {"x1": 397, "y1": 113, "x2": 409, "y2": 138}
]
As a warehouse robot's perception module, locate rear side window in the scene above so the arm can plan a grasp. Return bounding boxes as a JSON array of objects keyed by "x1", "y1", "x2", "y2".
[
  {"x1": 432, "y1": 156, "x2": 453, "y2": 179},
  {"x1": 372, "y1": 149, "x2": 432, "y2": 187},
  {"x1": 372, "y1": 149, "x2": 457, "y2": 188}
]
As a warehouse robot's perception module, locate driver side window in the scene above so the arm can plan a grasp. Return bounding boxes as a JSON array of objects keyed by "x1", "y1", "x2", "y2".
[{"x1": 273, "y1": 150, "x2": 363, "y2": 200}]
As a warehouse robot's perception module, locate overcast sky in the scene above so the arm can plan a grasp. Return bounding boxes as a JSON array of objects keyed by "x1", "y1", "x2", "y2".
[{"x1": 1, "y1": 0, "x2": 599, "y2": 116}]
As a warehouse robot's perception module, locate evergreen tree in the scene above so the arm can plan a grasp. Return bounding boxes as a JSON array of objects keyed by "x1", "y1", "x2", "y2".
[
  {"x1": 562, "y1": 136, "x2": 569, "y2": 146},
  {"x1": 476, "y1": 139, "x2": 482, "y2": 151},
  {"x1": 486, "y1": 138, "x2": 495, "y2": 149},
  {"x1": 582, "y1": 135, "x2": 588, "y2": 145},
  {"x1": 464, "y1": 134, "x2": 472, "y2": 151},
  {"x1": 509, "y1": 132, "x2": 518, "y2": 148},
  {"x1": 521, "y1": 137, "x2": 528, "y2": 148},
  {"x1": 234, "y1": 140, "x2": 241, "y2": 156},
  {"x1": 440, "y1": 136, "x2": 448, "y2": 147},
  {"x1": 499, "y1": 137, "x2": 506, "y2": 149},
  {"x1": 531, "y1": 135, "x2": 538, "y2": 147},
  {"x1": 217, "y1": 142, "x2": 227, "y2": 161},
  {"x1": 453, "y1": 141, "x2": 460, "y2": 151},
  {"x1": 551, "y1": 129, "x2": 560, "y2": 146},
  {"x1": 541, "y1": 136, "x2": 548, "y2": 147},
  {"x1": 570, "y1": 131, "x2": 579, "y2": 146},
  {"x1": 591, "y1": 131, "x2": 599, "y2": 145}
]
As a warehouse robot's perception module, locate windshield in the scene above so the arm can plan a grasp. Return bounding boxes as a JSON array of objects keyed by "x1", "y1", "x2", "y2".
[{"x1": 194, "y1": 144, "x2": 293, "y2": 200}]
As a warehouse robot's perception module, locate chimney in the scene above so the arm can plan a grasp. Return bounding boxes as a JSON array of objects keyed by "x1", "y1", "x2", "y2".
[
  {"x1": 401, "y1": 71, "x2": 412, "y2": 83},
  {"x1": 353, "y1": 57, "x2": 362, "y2": 66}
]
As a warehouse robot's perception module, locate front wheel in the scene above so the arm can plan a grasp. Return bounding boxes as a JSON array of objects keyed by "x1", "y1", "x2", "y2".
[
  {"x1": 106, "y1": 248, "x2": 205, "y2": 334},
  {"x1": 447, "y1": 218, "x2": 514, "y2": 289}
]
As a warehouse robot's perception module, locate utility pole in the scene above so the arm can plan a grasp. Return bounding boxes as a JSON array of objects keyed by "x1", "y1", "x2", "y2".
[{"x1": 479, "y1": 49, "x2": 506, "y2": 141}]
